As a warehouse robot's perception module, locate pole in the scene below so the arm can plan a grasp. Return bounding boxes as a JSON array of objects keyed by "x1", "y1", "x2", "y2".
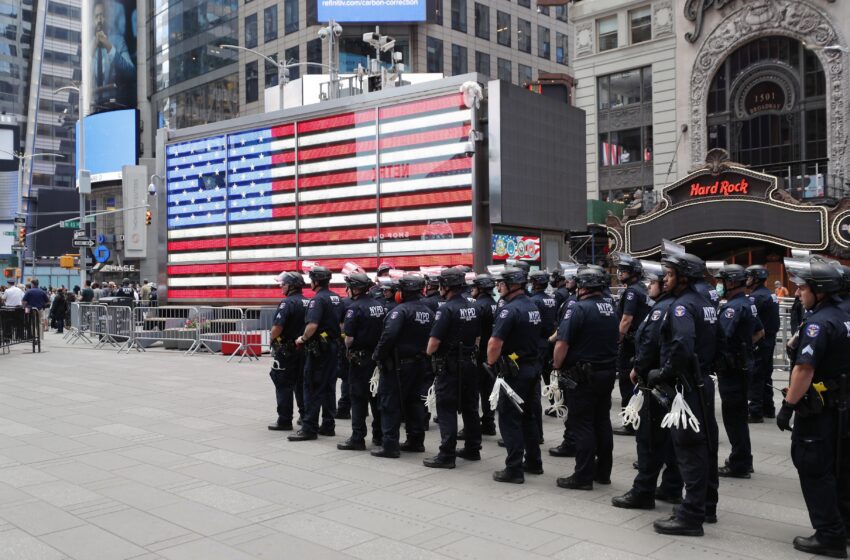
[
  {"x1": 329, "y1": 19, "x2": 339, "y2": 100},
  {"x1": 278, "y1": 66, "x2": 285, "y2": 110},
  {"x1": 16, "y1": 157, "x2": 24, "y2": 284},
  {"x1": 80, "y1": 0, "x2": 91, "y2": 289}
]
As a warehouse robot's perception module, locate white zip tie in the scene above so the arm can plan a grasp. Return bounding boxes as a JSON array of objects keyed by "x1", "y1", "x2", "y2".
[
  {"x1": 423, "y1": 381, "x2": 437, "y2": 415},
  {"x1": 369, "y1": 366, "x2": 380, "y2": 397},
  {"x1": 619, "y1": 389, "x2": 644, "y2": 429},
  {"x1": 542, "y1": 375, "x2": 567, "y2": 417},
  {"x1": 489, "y1": 377, "x2": 524, "y2": 413},
  {"x1": 544, "y1": 393, "x2": 568, "y2": 418},
  {"x1": 660, "y1": 385, "x2": 700, "y2": 433}
]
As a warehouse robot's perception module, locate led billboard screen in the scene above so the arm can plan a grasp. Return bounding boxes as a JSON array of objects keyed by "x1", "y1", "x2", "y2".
[
  {"x1": 76, "y1": 109, "x2": 139, "y2": 182},
  {"x1": 317, "y1": 0, "x2": 426, "y2": 22},
  {"x1": 87, "y1": 0, "x2": 138, "y2": 113}
]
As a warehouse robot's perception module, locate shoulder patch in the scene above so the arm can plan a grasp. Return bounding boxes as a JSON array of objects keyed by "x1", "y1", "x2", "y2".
[
  {"x1": 806, "y1": 323, "x2": 821, "y2": 338},
  {"x1": 435, "y1": 311, "x2": 442, "y2": 321},
  {"x1": 651, "y1": 309, "x2": 662, "y2": 321},
  {"x1": 308, "y1": 300, "x2": 316, "y2": 308},
  {"x1": 564, "y1": 309, "x2": 573, "y2": 320},
  {"x1": 499, "y1": 309, "x2": 510, "y2": 319},
  {"x1": 390, "y1": 311, "x2": 399, "y2": 320},
  {"x1": 626, "y1": 291, "x2": 634, "y2": 300},
  {"x1": 674, "y1": 305, "x2": 686, "y2": 317},
  {"x1": 345, "y1": 309, "x2": 354, "y2": 319},
  {"x1": 724, "y1": 307, "x2": 735, "y2": 319}
]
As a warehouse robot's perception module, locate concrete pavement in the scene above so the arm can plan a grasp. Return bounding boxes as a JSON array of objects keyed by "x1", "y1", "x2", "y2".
[{"x1": 0, "y1": 337, "x2": 819, "y2": 559}]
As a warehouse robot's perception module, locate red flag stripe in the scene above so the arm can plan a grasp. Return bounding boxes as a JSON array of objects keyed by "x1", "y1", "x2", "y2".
[
  {"x1": 167, "y1": 238, "x2": 228, "y2": 252},
  {"x1": 168, "y1": 263, "x2": 228, "y2": 276},
  {"x1": 166, "y1": 288, "x2": 229, "y2": 299},
  {"x1": 228, "y1": 233, "x2": 297, "y2": 247},
  {"x1": 272, "y1": 123, "x2": 295, "y2": 137},
  {"x1": 378, "y1": 94, "x2": 466, "y2": 121},
  {"x1": 297, "y1": 111, "x2": 376, "y2": 134},
  {"x1": 380, "y1": 189, "x2": 472, "y2": 209}
]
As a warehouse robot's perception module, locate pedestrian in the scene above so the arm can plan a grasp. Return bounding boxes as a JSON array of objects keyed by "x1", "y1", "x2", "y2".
[
  {"x1": 338, "y1": 273, "x2": 386, "y2": 451},
  {"x1": 267, "y1": 272, "x2": 307, "y2": 431},
  {"x1": 747, "y1": 265, "x2": 781, "y2": 422},
  {"x1": 49, "y1": 288, "x2": 68, "y2": 333},
  {"x1": 288, "y1": 266, "x2": 342, "y2": 441},
  {"x1": 774, "y1": 281, "x2": 789, "y2": 299},
  {"x1": 612, "y1": 260, "x2": 683, "y2": 510},
  {"x1": 647, "y1": 252, "x2": 719, "y2": 536},
  {"x1": 334, "y1": 288, "x2": 353, "y2": 421},
  {"x1": 471, "y1": 273, "x2": 498, "y2": 436},
  {"x1": 371, "y1": 275, "x2": 433, "y2": 458},
  {"x1": 777, "y1": 255, "x2": 850, "y2": 558},
  {"x1": 80, "y1": 280, "x2": 95, "y2": 303},
  {"x1": 424, "y1": 267, "x2": 481, "y2": 469},
  {"x1": 22, "y1": 279, "x2": 50, "y2": 335},
  {"x1": 715, "y1": 264, "x2": 764, "y2": 479},
  {"x1": 3, "y1": 280, "x2": 23, "y2": 307},
  {"x1": 552, "y1": 266, "x2": 619, "y2": 490},
  {"x1": 487, "y1": 267, "x2": 543, "y2": 483}
]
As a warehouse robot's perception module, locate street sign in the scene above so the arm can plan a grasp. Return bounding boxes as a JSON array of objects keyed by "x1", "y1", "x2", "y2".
[
  {"x1": 73, "y1": 229, "x2": 86, "y2": 239},
  {"x1": 10, "y1": 244, "x2": 25, "y2": 251},
  {"x1": 93, "y1": 245, "x2": 111, "y2": 263},
  {"x1": 72, "y1": 239, "x2": 95, "y2": 248},
  {"x1": 13, "y1": 217, "x2": 25, "y2": 226},
  {"x1": 2, "y1": 231, "x2": 14, "y2": 237},
  {"x1": 60, "y1": 219, "x2": 79, "y2": 229}
]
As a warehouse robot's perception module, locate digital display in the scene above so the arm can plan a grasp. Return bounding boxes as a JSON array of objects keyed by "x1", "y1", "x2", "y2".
[
  {"x1": 492, "y1": 234, "x2": 540, "y2": 261},
  {"x1": 86, "y1": 0, "x2": 138, "y2": 113},
  {"x1": 318, "y1": 0, "x2": 426, "y2": 22},
  {"x1": 76, "y1": 109, "x2": 139, "y2": 182}
]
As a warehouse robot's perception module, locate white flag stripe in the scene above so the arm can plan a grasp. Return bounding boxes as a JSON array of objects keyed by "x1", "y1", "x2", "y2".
[
  {"x1": 380, "y1": 205, "x2": 472, "y2": 223},
  {"x1": 300, "y1": 242, "x2": 379, "y2": 257},
  {"x1": 169, "y1": 276, "x2": 228, "y2": 287},
  {"x1": 298, "y1": 184, "x2": 376, "y2": 202},
  {"x1": 269, "y1": 137, "x2": 297, "y2": 151},
  {"x1": 380, "y1": 237, "x2": 474, "y2": 254},
  {"x1": 380, "y1": 173, "x2": 472, "y2": 195},
  {"x1": 379, "y1": 109, "x2": 470, "y2": 135},
  {"x1": 167, "y1": 225, "x2": 227, "y2": 240},
  {"x1": 299, "y1": 212, "x2": 379, "y2": 230},
  {"x1": 270, "y1": 192, "x2": 297, "y2": 205},
  {"x1": 229, "y1": 247, "x2": 298, "y2": 260},
  {"x1": 168, "y1": 250, "x2": 227, "y2": 263},
  {"x1": 380, "y1": 142, "x2": 468, "y2": 165},
  {"x1": 230, "y1": 220, "x2": 296, "y2": 235},
  {"x1": 296, "y1": 124, "x2": 377, "y2": 148}
]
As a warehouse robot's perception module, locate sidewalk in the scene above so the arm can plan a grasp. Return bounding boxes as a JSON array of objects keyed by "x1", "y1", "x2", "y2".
[{"x1": 0, "y1": 338, "x2": 815, "y2": 560}]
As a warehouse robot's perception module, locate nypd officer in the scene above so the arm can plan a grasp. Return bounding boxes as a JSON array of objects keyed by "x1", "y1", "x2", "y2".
[
  {"x1": 552, "y1": 267, "x2": 620, "y2": 490},
  {"x1": 777, "y1": 256, "x2": 850, "y2": 558},
  {"x1": 372, "y1": 275, "x2": 434, "y2": 458},
  {"x1": 746, "y1": 264, "x2": 780, "y2": 422},
  {"x1": 425, "y1": 267, "x2": 482, "y2": 469},
  {"x1": 612, "y1": 261, "x2": 683, "y2": 509},
  {"x1": 289, "y1": 266, "x2": 342, "y2": 441},
  {"x1": 486, "y1": 267, "x2": 543, "y2": 483},
  {"x1": 614, "y1": 253, "x2": 651, "y2": 436},
  {"x1": 268, "y1": 272, "x2": 307, "y2": 431},
  {"x1": 549, "y1": 265, "x2": 580, "y2": 458},
  {"x1": 471, "y1": 273, "x2": 498, "y2": 436},
  {"x1": 647, "y1": 252, "x2": 719, "y2": 536},
  {"x1": 422, "y1": 275, "x2": 443, "y2": 313},
  {"x1": 338, "y1": 273, "x2": 386, "y2": 451},
  {"x1": 715, "y1": 264, "x2": 764, "y2": 478},
  {"x1": 529, "y1": 270, "x2": 558, "y2": 433},
  {"x1": 550, "y1": 268, "x2": 570, "y2": 312}
]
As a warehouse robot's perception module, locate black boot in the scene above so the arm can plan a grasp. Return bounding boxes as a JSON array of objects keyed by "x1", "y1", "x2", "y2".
[
  {"x1": 423, "y1": 454, "x2": 456, "y2": 469},
  {"x1": 337, "y1": 438, "x2": 365, "y2": 451},
  {"x1": 481, "y1": 423, "x2": 496, "y2": 436},
  {"x1": 268, "y1": 421, "x2": 293, "y2": 431},
  {"x1": 556, "y1": 475, "x2": 592, "y2": 490},
  {"x1": 287, "y1": 430, "x2": 317, "y2": 441},
  {"x1": 793, "y1": 534, "x2": 848, "y2": 558},
  {"x1": 522, "y1": 463, "x2": 543, "y2": 475},
  {"x1": 400, "y1": 440, "x2": 425, "y2": 453},
  {"x1": 456, "y1": 428, "x2": 466, "y2": 441},
  {"x1": 653, "y1": 515, "x2": 704, "y2": 536},
  {"x1": 718, "y1": 465, "x2": 751, "y2": 479},
  {"x1": 493, "y1": 469, "x2": 524, "y2": 484},
  {"x1": 612, "y1": 490, "x2": 655, "y2": 510},
  {"x1": 613, "y1": 424, "x2": 636, "y2": 436},
  {"x1": 371, "y1": 447, "x2": 400, "y2": 459},
  {"x1": 456, "y1": 448, "x2": 481, "y2": 461},
  {"x1": 548, "y1": 442, "x2": 576, "y2": 457}
]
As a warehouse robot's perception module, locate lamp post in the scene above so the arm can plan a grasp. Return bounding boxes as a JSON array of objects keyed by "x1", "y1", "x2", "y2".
[
  {"x1": 0, "y1": 149, "x2": 64, "y2": 284},
  {"x1": 317, "y1": 20, "x2": 343, "y2": 100}
]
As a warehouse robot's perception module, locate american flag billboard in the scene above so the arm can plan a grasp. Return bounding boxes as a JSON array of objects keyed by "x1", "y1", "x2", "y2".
[{"x1": 165, "y1": 92, "x2": 475, "y2": 301}]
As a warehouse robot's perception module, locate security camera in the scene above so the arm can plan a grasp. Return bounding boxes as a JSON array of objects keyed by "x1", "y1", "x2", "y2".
[
  {"x1": 148, "y1": 183, "x2": 157, "y2": 196},
  {"x1": 363, "y1": 32, "x2": 379, "y2": 43},
  {"x1": 332, "y1": 23, "x2": 342, "y2": 37},
  {"x1": 463, "y1": 141, "x2": 475, "y2": 156},
  {"x1": 393, "y1": 51, "x2": 403, "y2": 62},
  {"x1": 381, "y1": 40, "x2": 396, "y2": 52},
  {"x1": 318, "y1": 27, "x2": 329, "y2": 39}
]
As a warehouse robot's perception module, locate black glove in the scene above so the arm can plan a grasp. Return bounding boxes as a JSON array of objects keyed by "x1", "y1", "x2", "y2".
[
  {"x1": 646, "y1": 368, "x2": 664, "y2": 389},
  {"x1": 776, "y1": 401, "x2": 794, "y2": 432},
  {"x1": 483, "y1": 362, "x2": 497, "y2": 380}
]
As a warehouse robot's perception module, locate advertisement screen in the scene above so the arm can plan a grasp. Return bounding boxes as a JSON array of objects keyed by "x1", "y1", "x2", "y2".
[
  {"x1": 318, "y1": 0, "x2": 426, "y2": 22},
  {"x1": 492, "y1": 234, "x2": 540, "y2": 262},
  {"x1": 76, "y1": 109, "x2": 139, "y2": 182},
  {"x1": 165, "y1": 93, "x2": 473, "y2": 301},
  {"x1": 87, "y1": 0, "x2": 137, "y2": 113}
]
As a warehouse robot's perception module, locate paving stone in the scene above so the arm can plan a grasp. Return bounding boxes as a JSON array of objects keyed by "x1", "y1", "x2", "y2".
[
  {"x1": 0, "y1": 528, "x2": 66, "y2": 560},
  {"x1": 175, "y1": 484, "x2": 273, "y2": 515},
  {"x1": 436, "y1": 535, "x2": 553, "y2": 560},
  {"x1": 23, "y1": 480, "x2": 103, "y2": 508},
  {"x1": 261, "y1": 513, "x2": 376, "y2": 550},
  {"x1": 235, "y1": 531, "x2": 357, "y2": 560},
  {"x1": 88, "y1": 508, "x2": 193, "y2": 547},
  {"x1": 191, "y1": 450, "x2": 266, "y2": 469},
  {"x1": 41, "y1": 524, "x2": 147, "y2": 560},
  {"x1": 318, "y1": 502, "x2": 433, "y2": 539},
  {"x1": 347, "y1": 538, "x2": 454, "y2": 560},
  {"x1": 148, "y1": 500, "x2": 252, "y2": 536},
  {"x1": 433, "y1": 511, "x2": 560, "y2": 551}
]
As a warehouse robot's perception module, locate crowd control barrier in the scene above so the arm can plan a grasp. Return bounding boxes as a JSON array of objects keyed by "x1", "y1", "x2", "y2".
[
  {"x1": 0, "y1": 308, "x2": 41, "y2": 354},
  {"x1": 130, "y1": 306, "x2": 201, "y2": 354}
]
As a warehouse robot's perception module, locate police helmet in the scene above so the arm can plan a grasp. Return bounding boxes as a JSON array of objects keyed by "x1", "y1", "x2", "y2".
[
  {"x1": 785, "y1": 256, "x2": 843, "y2": 294},
  {"x1": 439, "y1": 267, "x2": 466, "y2": 289},
  {"x1": 528, "y1": 270, "x2": 550, "y2": 287},
  {"x1": 713, "y1": 263, "x2": 747, "y2": 284},
  {"x1": 424, "y1": 274, "x2": 440, "y2": 289},
  {"x1": 506, "y1": 259, "x2": 531, "y2": 274},
  {"x1": 563, "y1": 265, "x2": 579, "y2": 281},
  {"x1": 345, "y1": 273, "x2": 372, "y2": 290},
  {"x1": 308, "y1": 265, "x2": 333, "y2": 283},
  {"x1": 398, "y1": 275, "x2": 425, "y2": 293},
  {"x1": 575, "y1": 267, "x2": 607, "y2": 290},
  {"x1": 472, "y1": 274, "x2": 496, "y2": 290},
  {"x1": 745, "y1": 264, "x2": 769, "y2": 282},
  {"x1": 839, "y1": 265, "x2": 850, "y2": 292},
  {"x1": 122, "y1": 278, "x2": 131, "y2": 286},
  {"x1": 661, "y1": 253, "x2": 706, "y2": 280},
  {"x1": 641, "y1": 261, "x2": 664, "y2": 283},
  {"x1": 381, "y1": 278, "x2": 399, "y2": 293},
  {"x1": 550, "y1": 269, "x2": 565, "y2": 283},
  {"x1": 499, "y1": 267, "x2": 527, "y2": 286},
  {"x1": 280, "y1": 271, "x2": 305, "y2": 288},
  {"x1": 377, "y1": 261, "x2": 394, "y2": 276},
  {"x1": 613, "y1": 252, "x2": 643, "y2": 276}
]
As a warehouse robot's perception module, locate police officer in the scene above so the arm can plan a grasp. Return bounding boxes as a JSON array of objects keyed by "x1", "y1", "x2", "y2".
[
  {"x1": 268, "y1": 272, "x2": 307, "y2": 431},
  {"x1": 550, "y1": 269, "x2": 570, "y2": 312},
  {"x1": 288, "y1": 266, "x2": 342, "y2": 441},
  {"x1": 612, "y1": 261, "x2": 683, "y2": 509},
  {"x1": 335, "y1": 289, "x2": 353, "y2": 421},
  {"x1": 424, "y1": 267, "x2": 482, "y2": 469},
  {"x1": 552, "y1": 267, "x2": 620, "y2": 490},
  {"x1": 693, "y1": 270, "x2": 721, "y2": 309},
  {"x1": 422, "y1": 275, "x2": 443, "y2": 312},
  {"x1": 338, "y1": 273, "x2": 386, "y2": 451},
  {"x1": 549, "y1": 265, "x2": 580, "y2": 458},
  {"x1": 746, "y1": 264, "x2": 781, "y2": 422},
  {"x1": 614, "y1": 253, "x2": 651, "y2": 436},
  {"x1": 381, "y1": 279, "x2": 399, "y2": 313},
  {"x1": 839, "y1": 265, "x2": 850, "y2": 314},
  {"x1": 471, "y1": 274, "x2": 498, "y2": 436},
  {"x1": 529, "y1": 270, "x2": 558, "y2": 434},
  {"x1": 647, "y1": 252, "x2": 719, "y2": 536},
  {"x1": 715, "y1": 264, "x2": 764, "y2": 478},
  {"x1": 486, "y1": 267, "x2": 543, "y2": 483},
  {"x1": 115, "y1": 278, "x2": 135, "y2": 299},
  {"x1": 372, "y1": 275, "x2": 434, "y2": 458},
  {"x1": 777, "y1": 256, "x2": 850, "y2": 558}
]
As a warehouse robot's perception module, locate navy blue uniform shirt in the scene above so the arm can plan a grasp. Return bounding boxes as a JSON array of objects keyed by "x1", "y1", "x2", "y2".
[
  {"x1": 23, "y1": 288, "x2": 50, "y2": 310},
  {"x1": 633, "y1": 294, "x2": 674, "y2": 377},
  {"x1": 530, "y1": 290, "x2": 559, "y2": 342},
  {"x1": 491, "y1": 293, "x2": 541, "y2": 375},
  {"x1": 619, "y1": 281, "x2": 651, "y2": 334},
  {"x1": 718, "y1": 291, "x2": 763, "y2": 368},
  {"x1": 305, "y1": 287, "x2": 342, "y2": 338},
  {"x1": 660, "y1": 287, "x2": 718, "y2": 375},
  {"x1": 421, "y1": 293, "x2": 443, "y2": 313},
  {"x1": 694, "y1": 280, "x2": 720, "y2": 309},
  {"x1": 430, "y1": 293, "x2": 480, "y2": 351},
  {"x1": 749, "y1": 285, "x2": 780, "y2": 336},
  {"x1": 273, "y1": 292, "x2": 308, "y2": 340},
  {"x1": 343, "y1": 294, "x2": 386, "y2": 350},
  {"x1": 793, "y1": 301, "x2": 850, "y2": 380},
  {"x1": 556, "y1": 293, "x2": 619, "y2": 367},
  {"x1": 374, "y1": 296, "x2": 434, "y2": 360}
]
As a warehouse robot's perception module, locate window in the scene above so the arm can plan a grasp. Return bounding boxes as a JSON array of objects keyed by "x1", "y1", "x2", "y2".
[
  {"x1": 284, "y1": 0, "x2": 299, "y2": 34},
  {"x1": 245, "y1": 13, "x2": 257, "y2": 49},
  {"x1": 518, "y1": 0, "x2": 530, "y2": 7},
  {"x1": 246, "y1": 61, "x2": 258, "y2": 102},
  {"x1": 285, "y1": 45, "x2": 299, "y2": 80},
  {"x1": 264, "y1": 5, "x2": 277, "y2": 42},
  {"x1": 597, "y1": 15, "x2": 617, "y2": 52},
  {"x1": 265, "y1": 54, "x2": 279, "y2": 87},
  {"x1": 451, "y1": 0, "x2": 466, "y2": 32},
  {"x1": 306, "y1": 0, "x2": 317, "y2": 25},
  {"x1": 497, "y1": 11, "x2": 510, "y2": 47},
  {"x1": 428, "y1": 0, "x2": 443, "y2": 25},
  {"x1": 518, "y1": 64, "x2": 532, "y2": 86},
  {"x1": 599, "y1": 126, "x2": 653, "y2": 166},
  {"x1": 517, "y1": 18, "x2": 531, "y2": 53},
  {"x1": 306, "y1": 38, "x2": 321, "y2": 74},
  {"x1": 451, "y1": 44, "x2": 468, "y2": 75},
  {"x1": 427, "y1": 37, "x2": 444, "y2": 73},
  {"x1": 555, "y1": 4, "x2": 568, "y2": 22},
  {"x1": 538, "y1": 5, "x2": 549, "y2": 15},
  {"x1": 475, "y1": 51, "x2": 490, "y2": 77},
  {"x1": 538, "y1": 26, "x2": 550, "y2": 59},
  {"x1": 556, "y1": 32, "x2": 568, "y2": 65},
  {"x1": 598, "y1": 67, "x2": 651, "y2": 109},
  {"x1": 630, "y1": 7, "x2": 651, "y2": 44},
  {"x1": 497, "y1": 57, "x2": 512, "y2": 82},
  {"x1": 475, "y1": 3, "x2": 489, "y2": 40}
]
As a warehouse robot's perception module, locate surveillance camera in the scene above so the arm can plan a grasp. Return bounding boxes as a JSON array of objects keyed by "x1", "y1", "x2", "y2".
[
  {"x1": 332, "y1": 24, "x2": 342, "y2": 37},
  {"x1": 393, "y1": 51, "x2": 403, "y2": 62},
  {"x1": 463, "y1": 141, "x2": 475, "y2": 156},
  {"x1": 381, "y1": 40, "x2": 396, "y2": 52},
  {"x1": 318, "y1": 28, "x2": 329, "y2": 39},
  {"x1": 147, "y1": 183, "x2": 157, "y2": 196}
]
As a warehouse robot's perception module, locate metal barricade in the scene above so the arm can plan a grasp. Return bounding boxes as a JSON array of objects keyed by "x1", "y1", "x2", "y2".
[
  {"x1": 130, "y1": 305, "x2": 200, "y2": 354},
  {"x1": 0, "y1": 308, "x2": 40, "y2": 354},
  {"x1": 193, "y1": 306, "x2": 248, "y2": 358},
  {"x1": 242, "y1": 306, "x2": 277, "y2": 363},
  {"x1": 110, "y1": 306, "x2": 136, "y2": 353},
  {"x1": 66, "y1": 303, "x2": 93, "y2": 344},
  {"x1": 773, "y1": 298, "x2": 795, "y2": 372}
]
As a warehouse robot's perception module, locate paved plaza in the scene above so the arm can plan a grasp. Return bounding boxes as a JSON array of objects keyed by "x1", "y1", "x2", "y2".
[{"x1": 0, "y1": 338, "x2": 819, "y2": 560}]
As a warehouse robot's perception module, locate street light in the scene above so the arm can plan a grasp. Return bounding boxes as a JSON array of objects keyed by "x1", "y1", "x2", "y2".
[{"x1": 0, "y1": 149, "x2": 64, "y2": 284}]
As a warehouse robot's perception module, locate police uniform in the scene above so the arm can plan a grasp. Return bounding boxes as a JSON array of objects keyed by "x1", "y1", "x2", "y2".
[
  {"x1": 656, "y1": 286, "x2": 719, "y2": 528},
  {"x1": 429, "y1": 293, "x2": 482, "y2": 463},
  {"x1": 335, "y1": 296, "x2": 353, "y2": 419},
  {"x1": 550, "y1": 294, "x2": 580, "y2": 457},
  {"x1": 373, "y1": 292, "x2": 433, "y2": 455},
  {"x1": 491, "y1": 292, "x2": 543, "y2": 480},
  {"x1": 553, "y1": 285, "x2": 570, "y2": 313},
  {"x1": 617, "y1": 281, "x2": 651, "y2": 410},
  {"x1": 341, "y1": 293, "x2": 386, "y2": 448},
  {"x1": 748, "y1": 284, "x2": 780, "y2": 420},
  {"x1": 694, "y1": 280, "x2": 721, "y2": 309},
  {"x1": 531, "y1": 287, "x2": 559, "y2": 436},
  {"x1": 269, "y1": 291, "x2": 307, "y2": 428},
  {"x1": 717, "y1": 291, "x2": 762, "y2": 475},
  {"x1": 422, "y1": 291, "x2": 443, "y2": 313},
  {"x1": 474, "y1": 289, "x2": 498, "y2": 434},
  {"x1": 556, "y1": 292, "x2": 619, "y2": 487}
]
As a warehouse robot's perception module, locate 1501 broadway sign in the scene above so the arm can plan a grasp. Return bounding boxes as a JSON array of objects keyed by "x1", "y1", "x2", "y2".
[{"x1": 607, "y1": 150, "x2": 829, "y2": 257}]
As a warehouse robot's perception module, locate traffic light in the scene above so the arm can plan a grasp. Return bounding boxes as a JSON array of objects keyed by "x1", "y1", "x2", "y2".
[
  {"x1": 59, "y1": 255, "x2": 75, "y2": 269},
  {"x1": 17, "y1": 227, "x2": 25, "y2": 245},
  {"x1": 145, "y1": 210, "x2": 152, "y2": 226}
]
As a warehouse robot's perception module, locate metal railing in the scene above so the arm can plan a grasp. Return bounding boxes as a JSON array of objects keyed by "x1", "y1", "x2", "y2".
[
  {"x1": 0, "y1": 308, "x2": 40, "y2": 354},
  {"x1": 130, "y1": 305, "x2": 201, "y2": 354}
]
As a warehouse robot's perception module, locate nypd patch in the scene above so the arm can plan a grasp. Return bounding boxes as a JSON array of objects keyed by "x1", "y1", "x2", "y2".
[
  {"x1": 724, "y1": 308, "x2": 735, "y2": 319},
  {"x1": 674, "y1": 305, "x2": 686, "y2": 317},
  {"x1": 345, "y1": 309, "x2": 354, "y2": 319},
  {"x1": 564, "y1": 309, "x2": 573, "y2": 320},
  {"x1": 390, "y1": 311, "x2": 399, "y2": 320},
  {"x1": 626, "y1": 292, "x2": 634, "y2": 301},
  {"x1": 499, "y1": 309, "x2": 510, "y2": 319},
  {"x1": 806, "y1": 323, "x2": 821, "y2": 338},
  {"x1": 651, "y1": 310, "x2": 662, "y2": 321}
]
